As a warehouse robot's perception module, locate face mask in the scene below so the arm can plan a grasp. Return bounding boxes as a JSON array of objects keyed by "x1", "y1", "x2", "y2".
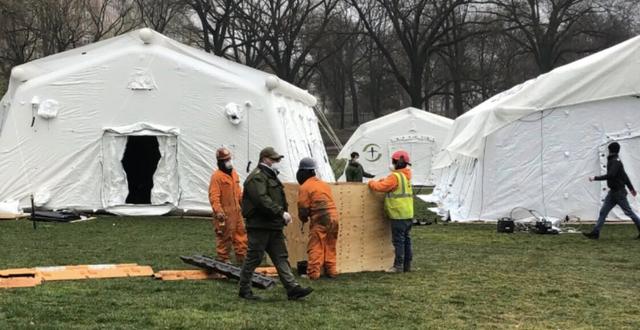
[
  {"x1": 271, "y1": 162, "x2": 282, "y2": 174},
  {"x1": 224, "y1": 160, "x2": 233, "y2": 170},
  {"x1": 389, "y1": 164, "x2": 396, "y2": 171}
]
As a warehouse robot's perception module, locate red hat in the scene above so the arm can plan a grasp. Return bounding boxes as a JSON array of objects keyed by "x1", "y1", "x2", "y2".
[
  {"x1": 216, "y1": 147, "x2": 232, "y2": 161},
  {"x1": 392, "y1": 150, "x2": 410, "y2": 163}
]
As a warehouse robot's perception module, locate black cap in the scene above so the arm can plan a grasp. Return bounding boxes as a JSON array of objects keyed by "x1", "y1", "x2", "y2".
[{"x1": 608, "y1": 142, "x2": 620, "y2": 154}]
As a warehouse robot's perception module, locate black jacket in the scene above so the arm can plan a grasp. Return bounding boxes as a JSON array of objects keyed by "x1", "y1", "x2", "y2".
[
  {"x1": 595, "y1": 154, "x2": 635, "y2": 193},
  {"x1": 241, "y1": 164, "x2": 288, "y2": 230}
]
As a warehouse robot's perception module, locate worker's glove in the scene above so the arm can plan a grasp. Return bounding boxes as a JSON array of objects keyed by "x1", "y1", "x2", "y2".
[
  {"x1": 283, "y1": 212, "x2": 293, "y2": 225},
  {"x1": 215, "y1": 212, "x2": 227, "y2": 220},
  {"x1": 588, "y1": 176, "x2": 595, "y2": 182},
  {"x1": 215, "y1": 220, "x2": 225, "y2": 235}
]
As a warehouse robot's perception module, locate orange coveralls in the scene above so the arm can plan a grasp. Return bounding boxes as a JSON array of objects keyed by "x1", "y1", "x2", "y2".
[
  {"x1": 208, "y1": 169, "x2": 247, "y2": 263},
  {"x1": 298, "y1": 177, "x2": 340, "y2": 279}
]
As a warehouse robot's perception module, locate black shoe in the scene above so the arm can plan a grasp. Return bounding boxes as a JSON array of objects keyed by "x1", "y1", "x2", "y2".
[
  {"x1": 583, "y1": 231, "x2": 599, "y2": 240},
  {"x1": 239, "y1": 290, "x2": 261, "y2": 300},
  {"x1": 287, "y1": 286, "x2": 313, "y2": 300},
  {"x1": 403, "y1": 266, "x2": 411, "y2": 273}
]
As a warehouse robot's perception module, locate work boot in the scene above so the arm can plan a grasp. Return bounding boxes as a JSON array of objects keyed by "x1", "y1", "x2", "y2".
[
  {"x1": 385, "y1": 266, "x2": 402, "y2": 273},
  {"x1": 582, "y1": 231, "x2": 599, "y2": 240},
  {"x1": 287, "y1": 286, "x2": 313, "y2": 300},
  {"x1": 403, "y1": 265, "x2": 411, "y2": 273},
  {"x1": 239, "y1": 290, "x2": 262, "y2": 301}
]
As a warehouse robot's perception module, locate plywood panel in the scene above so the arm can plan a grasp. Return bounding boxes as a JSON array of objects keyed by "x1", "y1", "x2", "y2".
[{"x1": 284, "y1": 183, "x2": 394, "y2": 273}]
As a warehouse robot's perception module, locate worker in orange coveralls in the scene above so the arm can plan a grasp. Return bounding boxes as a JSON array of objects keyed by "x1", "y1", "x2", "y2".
[
  {"x1": 208, "y1": 147, "x2": 247, "y2": 264},
  {"x1": 296, "y1": 157, "x2": 340, "y2": 280},
  {"x1": 368, "y1": 150, "x2": 414, "y2": 273}
]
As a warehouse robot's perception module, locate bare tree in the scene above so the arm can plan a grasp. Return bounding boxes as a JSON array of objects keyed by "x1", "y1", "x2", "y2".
[
  {"x1": 349, "y1": 0, "x2": 475, "y2": 108},
  {"x1": 135, "y1": 0, "x2": 186, "y2": 33},
  {"x1": 86, "y1": 0, "x2": 137, "y2": 41},
  {"x1": 188, "y1": 0, "x2": 240, "y2": 55},
  {"x1": 238, "y1": 0, "x2": 340, "y2": 85},
  {"x1": 0, "y1": 0, "x2": 40, "y2": 78},
  {"x1": 30, "y1": 0, "x2": 89, "y2": 56},
  {"x1": 484, "y1": 0, "x2": 632, "y2": 73}
]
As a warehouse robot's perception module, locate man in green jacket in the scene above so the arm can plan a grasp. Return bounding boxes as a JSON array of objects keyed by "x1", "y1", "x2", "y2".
[
  {"x1": 238, "y1": 147, "x2": 313, "y2": 301},
  {"x1": 345, "y1": 152, "x2": 375, "y2": 182}
]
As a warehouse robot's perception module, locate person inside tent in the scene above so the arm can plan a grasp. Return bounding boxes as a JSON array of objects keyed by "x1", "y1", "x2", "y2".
[
  {"x1": 584, "y1": 142, "x2": 640, "y2": 240},
  {"x1": 296, "y1": 157, "x2": 340, "y2": 280},
  {"x1": 345, "y1": 152, "x2": 375, "y2": 182},
  {"x1": 367, "y1": 150, "x2": 414, "y2": 273},
  {"x1": 238, "y1": 147, "x2": 313, "y2": 301},
  {"x1": 208, "y1": 148, "x2": 247, "y2": 264}
]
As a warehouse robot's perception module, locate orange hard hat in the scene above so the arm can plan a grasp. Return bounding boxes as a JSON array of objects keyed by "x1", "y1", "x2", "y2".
[
  {"x1": 392, "y1": 150, "x2": 410, "y2": 163},
  {"x1": 216, "y1": 147, "x2": 232, "y2": 161}
]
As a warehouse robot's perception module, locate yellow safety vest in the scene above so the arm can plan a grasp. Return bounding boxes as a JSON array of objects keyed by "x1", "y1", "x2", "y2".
[{"x1": 384, "y1": 172, "x2": 414, "y2": 220}]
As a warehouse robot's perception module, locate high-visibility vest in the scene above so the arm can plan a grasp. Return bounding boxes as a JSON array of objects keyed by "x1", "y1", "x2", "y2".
[{"x1": 384, "y1": 172, "x2": 414, "y2": 220}]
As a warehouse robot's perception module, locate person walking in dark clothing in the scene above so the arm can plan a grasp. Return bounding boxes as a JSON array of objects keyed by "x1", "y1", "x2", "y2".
[
  {"x1": 238, "y1": 147, "x2": 313, "y2": 300},
  {"x1": 345, "y1": 152, "x2": 375, "y2": 182},
  {"x1": 584, "y1": 142, "x2": 640, "y2": 239}
]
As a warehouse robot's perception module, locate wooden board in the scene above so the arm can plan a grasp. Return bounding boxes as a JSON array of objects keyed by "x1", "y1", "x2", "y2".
[
  {"x1": 153, "y1": 267, "x2": 278, "y2": 281},
  {"x1": 154, "y1": 270, "x2": 225, "y2": 281},
  {"x1": 0, "y1": 276, "x2": 42, "y2": 289},
  {"x1": 34, "y1": 264, "x2": 154, "y2": 281},
  {"x1": 0, "y1": 212, "x2": 30, "y2": 220},
  {"x1": 284, "y1": 183, "x2": 394, "y2": 273}
]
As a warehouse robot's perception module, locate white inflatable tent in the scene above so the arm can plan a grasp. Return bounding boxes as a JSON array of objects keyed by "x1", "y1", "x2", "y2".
[
  {"x1": 0, "y1": 29, "x2": 333, "y2": 216},
  {"x1": 433, "y1": 35, "x2": 640, "y2": 222},
  {"x1": 337, "y1": 107, "x2": 453, "y2": 185}
]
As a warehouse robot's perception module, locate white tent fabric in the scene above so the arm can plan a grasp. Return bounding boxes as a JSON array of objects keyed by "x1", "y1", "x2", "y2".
[
  {"x1": 433, "y1": 35, "x2": 640, "y2": 222},
  {"x1": 337, "y1": 108, "x2": 453, "y2": 185},
  {"x1": 0, "y1": 29, "x2": 333, "y2": 215},
  {"x1": 435, "y1": 35, "x2": 640, "y2": 169}
]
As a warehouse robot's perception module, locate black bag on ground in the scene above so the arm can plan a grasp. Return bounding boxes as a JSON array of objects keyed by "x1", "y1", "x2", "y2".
[{"x1": 497, "y1": 217, "x2": 515, "y2": 233}]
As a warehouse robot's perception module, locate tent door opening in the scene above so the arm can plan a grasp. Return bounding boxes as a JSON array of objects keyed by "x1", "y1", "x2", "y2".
[{"x1": 121, "y1": 136, "x2": 161, "y2": 204}]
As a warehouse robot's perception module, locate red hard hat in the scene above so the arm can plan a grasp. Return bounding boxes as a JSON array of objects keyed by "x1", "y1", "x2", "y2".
[
  {"x1": 216, "y1": 147, "x2": 232, "y2": 161},
  {"x1": 392, "y1": 150, "x2": 410, "y2": 163}
]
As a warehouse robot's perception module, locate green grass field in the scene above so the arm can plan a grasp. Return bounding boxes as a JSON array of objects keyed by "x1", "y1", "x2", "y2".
[{"x1": 1, "y1": 217, "x2": 639, "y2": 329}]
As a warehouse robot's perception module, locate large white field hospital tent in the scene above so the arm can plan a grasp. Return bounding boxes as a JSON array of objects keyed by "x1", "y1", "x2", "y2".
[
  {"x1": 0, "y1": 29, "x2": 333, "y2": 216},
  {"x1": 432, "y1": 35, "x2": 640, "y2": 222},
  {"x1": 337, "y1": 107, "x2": 453, "y2": 185}
]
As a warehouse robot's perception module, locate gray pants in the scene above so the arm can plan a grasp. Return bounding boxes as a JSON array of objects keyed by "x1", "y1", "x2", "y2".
[
  {"x1": 239, "y1": 229, "x2": 298, "y2": 293},
  {"x1": 593, "y1": 190, "x2": 640, "y2": 234}
]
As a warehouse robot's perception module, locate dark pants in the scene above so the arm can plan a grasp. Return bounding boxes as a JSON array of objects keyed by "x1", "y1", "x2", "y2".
[
  {"x1": 593, "y1": 190, "x2": 640, "y2": 234},
  {"x1": 391, "y1": 220, "x2": 413, "y2": 270},
  {"x1": 239, "y1": 229, "x2": 298, "y2": 293}
]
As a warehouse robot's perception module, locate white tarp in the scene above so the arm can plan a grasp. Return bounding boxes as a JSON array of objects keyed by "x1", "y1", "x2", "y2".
[
  {"x1": 435, "y1": 35, "x2": 640, "y2": 169},
  {"x1": 0, "y1": 29, "x2": 333, "y2": 215},
  {"x1": 337, "y1": 107, "x2": 453, "y2": 185},
  {"x1": 434, "y1": 35, "x2": 640, "y2": 222}
]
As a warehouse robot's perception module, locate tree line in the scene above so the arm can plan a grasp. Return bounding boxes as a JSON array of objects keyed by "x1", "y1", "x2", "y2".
[{"x1": 1, "y1": 0, "x2": 638, "y2": 128}]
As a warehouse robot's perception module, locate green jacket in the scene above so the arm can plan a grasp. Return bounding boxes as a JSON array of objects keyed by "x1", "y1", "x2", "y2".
[
  {"x1": 345, "y1": 160, "x2": 375, "y2": 182},
  {"x1": 242, "y1": 164, "x2": 288, "y2": 231}
]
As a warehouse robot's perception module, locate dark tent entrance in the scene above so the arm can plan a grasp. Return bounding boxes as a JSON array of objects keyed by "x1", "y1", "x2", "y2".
[
  {"x1": 121, "y1": 136, "x2": 161, "y2": 204},
  {"x1": 101, "y1": 125, "x2": 180, "y2": 215}
]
